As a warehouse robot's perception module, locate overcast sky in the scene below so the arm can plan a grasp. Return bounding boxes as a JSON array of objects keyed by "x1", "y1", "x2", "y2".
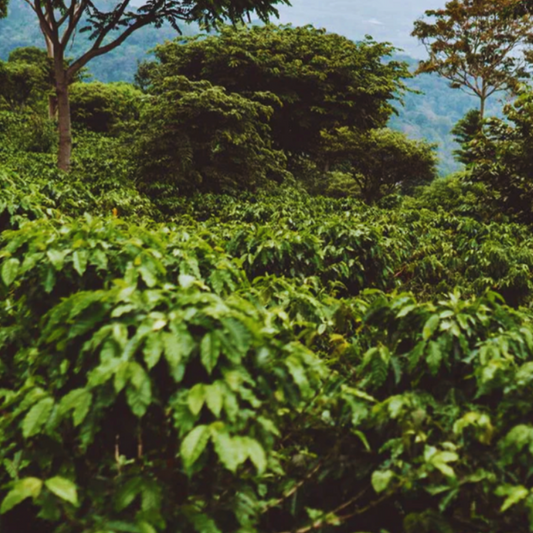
[{"x1": 274, "y1": 0, "x2": 446, "y2": 58}]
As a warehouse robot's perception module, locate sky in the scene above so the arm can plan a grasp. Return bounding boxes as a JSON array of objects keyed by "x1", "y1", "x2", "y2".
[{"x1": 274, "y1": 0, "x2": 446, "y2": 58}]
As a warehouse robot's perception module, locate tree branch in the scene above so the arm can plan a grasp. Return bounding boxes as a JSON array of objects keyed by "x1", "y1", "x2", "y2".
[{"x1": 66, "y1": 15, "x2": 151, "y2": 79}]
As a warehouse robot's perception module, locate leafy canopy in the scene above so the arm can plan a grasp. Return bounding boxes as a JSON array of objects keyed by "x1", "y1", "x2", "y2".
[
  {"x1": 412, "y1": 0, "x2": 533, "y2": 118},
  {"x1": 469, "y1": 88, "x2": 533, "y2": 222},
  {"x1": 319, "y1": 126, "x2": 437, "y2": 203},
  {"x1": 134, "y1": 75, "x2": 287, "y2": 197},
  {"x1": 143, "y1": 24, "x2": 410, "y2": 157}
]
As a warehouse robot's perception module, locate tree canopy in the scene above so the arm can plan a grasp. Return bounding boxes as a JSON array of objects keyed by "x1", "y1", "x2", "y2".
[
  {"x1": 135, "y1": 75, "x2": 286, "y2": 198},
  {"x1": 412, "y1": 0, "x2": 533, "y2": 119},
  {"x1": 469, "y1": 88, "x2": 533, "y2": 221},
  {"x1": 143, "y1": 24, "x2": 410, "y2": 157},
  {"x1": 320, "y1": 126, "x2": 437, "y2": 203}
]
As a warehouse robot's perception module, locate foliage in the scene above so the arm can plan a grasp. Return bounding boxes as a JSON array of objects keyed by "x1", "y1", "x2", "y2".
[
  {"x1": 5, "y1": 7, "x2": 533, "y2": 530},
  {"x1": 319, "y1": 127, "x2": 437, "y2": 203},
  {"x1": 451, "y1": 109, "x2": 482, "y2": 166},
  {"x1": 0, "y1": 110, "x2": 55, "y2": 153},
  {"x1": 134, "y1": 75, "x2": 287, "y2": 198},
  {"x1": 404, "y1": 173, "x2": 490, "y2": 220},
  {"x1": 411, "y1": 0, "x2": 533, "y2": 118},
  {"x1": 69, "y1": 82, "x2": 144, "y2": 134},
  {"x1": 4, "y1": 180, "x2": 533, "y2": 531},
  {"x1": 469, "y1": 88, "x2": 533, "y2": 222},
  {"x1": 6, "y1": 0, "x2": 291, "y2": 171},
  {"x1": 0, "y1": 55, "x2": 50, "y2": 110},
  {"x1": 0, "y1": 117, "x2": 155, "y2": 222},
  {"x1": 145, "y1": 24, "x2": 410, "y2": 158}
]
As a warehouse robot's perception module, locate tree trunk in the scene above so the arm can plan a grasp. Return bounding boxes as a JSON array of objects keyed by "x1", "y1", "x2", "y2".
[
  {"x1": 56, "y1": 70, "x2": 72, "y2": 172},
  {"x1": 49, "y1": 94, "x2": 58, "y2": 120},
  {"x1": 41, "y1": 25, "x2": 57, "y2": 119},
  {"x1": 479, "y1": 93, "x2": 486, "y2": 122}
]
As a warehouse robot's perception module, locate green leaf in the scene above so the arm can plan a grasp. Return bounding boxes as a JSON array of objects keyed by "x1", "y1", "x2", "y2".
[
  {"x1": 143, "y1": 333, "x2": 164, "y2": 369},
  {"x1": 0, "y1": 477, "x2": 42, "y2": 513},
  {"x1": 371, "y1": 470, "x2": 394, "y2": 494},
  {"x1": 181, "y1": 425, "x2": 211, "y2": 471},
  {"x1": 45, "y1": 477, "x2": 78, "y2": 506},
  {"x1": 47, "y1": 249, "x2": 69, "y2": 271},
  {"x1": 72, "y1": 249, "x2": 89, "y2": 276},
  {"x1": 190, "y1": 513, "x2": 222, "y2": 533},
  {"x1": 200, "y1": 332, "x2": 220, "y2": 374},
  {"x1": 22, "y1": 397, "x2": 54, "y2": 438},
  {"x1": 138, "y1": 521, "x2": 157, "y2": 533},
  {"x1": 187, "y1": 384, "x2": 206, "y2": 416},
  {"x1": 427, "y1": 340, "x2": 442, "y2": 376},
  {"x1": 139, "y1": 264, "x2": 158, "y2": 288},
  {"x1": 422, "y1": 315, "x2": 440, "y2": 340},
  {"x1": 126, "y1": 363, "x2": 152, "y2": 418},
  {"x1": 285, "y1": 354, "x2": 310, "y2": 396},
  {"x1": 44, "y1": 265, "x2": 56, "y2": 293},
  {"x1": 1, "y1": 257, "x2": 20, "y2": 287},
  {"x1": 114, "y1": 362, "x2": 129, "y2": 394},
  {"x1": 104, "y1": 521, "x2": 142, "y2": 532},
  {"x1": 115, "y1": 477, "x2": 143, "y2": 512},
  {"x1": 163, "y1": 327, "x2": 194, "y2": 380},
  {"x1": 396, "y1": 304, "x2": 416, "y2": 318},
  {"x1": 178, "y1": 274, "x2": 196, "y2": 289},
  {"x1": 353, "y1": 429, "x2": 371, "y2": 451},
  {"x1": 140, "y1": 478, "x2": 161, "y2": 512},
  {"x1": 59, "y1": 388, "x2": 92, "y2": 426},
  {"x1": 500, "y1": 485, "x2": 529, "y2": 512},
  {"x1": 211, "y1": 425, "x2": 239, "y2": 472},
  {"x1": 205, "y1": 382, "x2": 224, "y2": 418},
  {"x1": 244, "y1": 437, "x2": 267, "y2": 474},
  {"x1": 429, "y1": 451, "x2": 459, "y2": 478}
]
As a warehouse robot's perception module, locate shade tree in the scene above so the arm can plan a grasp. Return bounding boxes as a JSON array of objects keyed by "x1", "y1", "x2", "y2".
[
  {"x1": 412, "y1": 0, "x2": 533, "y2": 120},
  {"x1": 319, "y1": 126, "x2": 437, "y2": 203},
  {"x1": 69, "y1": 81, "x2": 143, "y2": 134},
  {"x1": 141, "y1": 24, "x2": 410, "y2": 160},
  {"x1": 0, "y1": 0, "x2": 291, "y2": 171},
  {"x1": 134, "y1": 75, "x2": 287, "y2": 201},
  {"x1": 470, "y1": 88, "x2": 533, "y2": 222}
]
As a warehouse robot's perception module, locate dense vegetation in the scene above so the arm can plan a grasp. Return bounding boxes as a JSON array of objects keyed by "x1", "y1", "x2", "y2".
[
  {"x1": 0, "y1": 0, "x2": 502, "y2": 174},
  {"x1": 4, "y1": 5, "x2": 533, "y2": 533}
]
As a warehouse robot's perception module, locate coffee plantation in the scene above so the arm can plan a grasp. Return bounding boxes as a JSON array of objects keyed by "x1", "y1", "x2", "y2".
[
  {"x1": 2, "y1": 161, "x2": 533, "y2": 532},
  {"x1": 3, "y1": 9, "x2": 533, "y2": 532}
]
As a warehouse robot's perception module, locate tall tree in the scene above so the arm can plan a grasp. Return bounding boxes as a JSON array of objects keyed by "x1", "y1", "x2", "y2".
[
  {"x1": 412, "y1": 0, "x2": 533, "y2": 120},
  {"x1": 0, "y1": 0, "x2": 289, "y2": 171}
]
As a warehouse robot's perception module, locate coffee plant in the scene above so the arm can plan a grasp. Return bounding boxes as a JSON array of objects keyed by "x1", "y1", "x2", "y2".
[{"x1": 3, "y1": 167, "x2": 533, "y2": 533}]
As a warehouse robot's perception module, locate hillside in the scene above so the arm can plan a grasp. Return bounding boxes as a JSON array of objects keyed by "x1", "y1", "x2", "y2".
[{"x1": 390, "y1": 56, "x2": 503, "y2": 176}]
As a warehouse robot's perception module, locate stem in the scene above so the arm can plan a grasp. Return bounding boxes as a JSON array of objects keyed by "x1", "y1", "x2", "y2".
[{"x1": 55, "y1": 66, "x2": 72, "y2": 171}]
